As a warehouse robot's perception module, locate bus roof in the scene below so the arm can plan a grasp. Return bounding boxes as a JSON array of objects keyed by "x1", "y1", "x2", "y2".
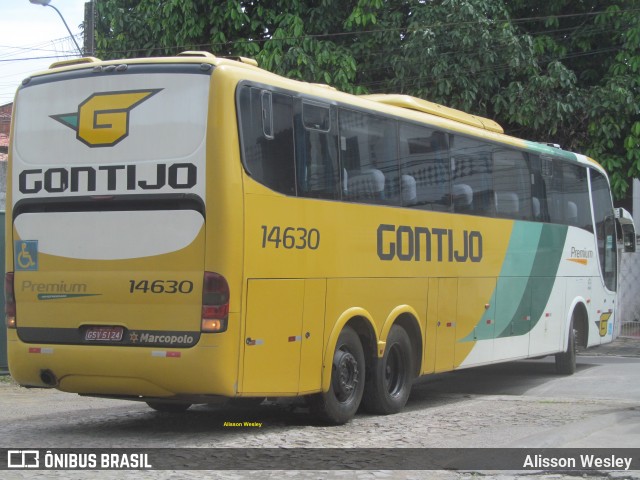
[
  {"x1": 361, "y1": 94, "x2": 504, "y2": 134},
  {"x1": 25, "y1": 51, "x2": 605, "y2": 175}
]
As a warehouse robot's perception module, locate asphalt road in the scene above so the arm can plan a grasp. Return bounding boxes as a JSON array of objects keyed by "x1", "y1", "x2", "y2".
[{"x1": 0, "y1": 354, "x2": 638, "y2": 479}]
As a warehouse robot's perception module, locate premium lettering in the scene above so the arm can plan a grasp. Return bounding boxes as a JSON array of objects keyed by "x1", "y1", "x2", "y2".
[
  {"x1": 22, "y1": 280, "x2": 87, "y2": 294},
  {"x1": 570, "y1": 246, "x2": 594, "y2": 259}
]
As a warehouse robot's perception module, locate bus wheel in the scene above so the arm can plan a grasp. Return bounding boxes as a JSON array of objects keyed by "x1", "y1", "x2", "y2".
[
  {"x1": 555, "y1": 321, "x2": 577, "y2": 375},
  {"x1": 146, "y1": 401, "x2": 192, "y2": 413},
  {"x1": 362, "y1": 325, "x2": 413, "y2": 414},
  {"x1": 311, "y1": 326, "x2": 365, "y2": 425}
]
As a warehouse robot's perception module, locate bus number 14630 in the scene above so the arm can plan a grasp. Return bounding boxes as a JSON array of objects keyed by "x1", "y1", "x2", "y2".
[
  {"x1": 260, "y1": 225, "x2": 320, "y2": 250},
  {"x1": 128, "y1": 280, "x2": 194, "y2": 294}
]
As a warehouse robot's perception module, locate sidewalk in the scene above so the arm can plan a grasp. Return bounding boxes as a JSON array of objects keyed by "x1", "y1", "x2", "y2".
[{"x1": 580, "y1": 336, "x2": 640, "y2": 357}]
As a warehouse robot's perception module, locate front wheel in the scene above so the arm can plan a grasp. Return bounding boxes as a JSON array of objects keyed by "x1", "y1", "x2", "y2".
[
  {"x1": 362, "y1": 325, "x2": 414, "y2": 414},
  {"x1": 311, "y1": 326, "x2": 365, "y2": 425},
  {"x1": 555, "y1": 321, "x2": 577, "y2": 375}
]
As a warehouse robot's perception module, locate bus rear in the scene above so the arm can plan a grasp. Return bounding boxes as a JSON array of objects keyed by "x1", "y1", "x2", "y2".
[{"x1": 5, "y1": 58, "x2": 234, "y2": 402}]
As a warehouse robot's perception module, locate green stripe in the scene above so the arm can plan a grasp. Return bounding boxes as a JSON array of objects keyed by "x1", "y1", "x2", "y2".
[
  {"x1": 525, "y1": 223, "x2": 568, "y2": 329},
  {"x1": 525, "y1": 141, "x2": 578, "y2": 162},
  {"x1": 460, "y1": 222, "x2": 567, "y2": 342},
  {"x1": 38, "y1": 293, "x2": 101, "y2": 300}
]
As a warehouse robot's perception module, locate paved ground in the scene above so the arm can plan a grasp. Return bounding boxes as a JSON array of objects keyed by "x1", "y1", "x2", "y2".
[
  {"x1": 0, "y1": 337, "x2": 638, "y2": 480},
  {"x1": 582, "y1": 336, "x2": 640, "y2": 357}
]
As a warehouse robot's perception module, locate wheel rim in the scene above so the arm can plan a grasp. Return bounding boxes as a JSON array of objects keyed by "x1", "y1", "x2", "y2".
[
  {"x1": 332, "y1": 347, "x2": 359, "y2": 403},
  {"x1": 384, "y1": 343, "x2": 405, "y2": 397}
]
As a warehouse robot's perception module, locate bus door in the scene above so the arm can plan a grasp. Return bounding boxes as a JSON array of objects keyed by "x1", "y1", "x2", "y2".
[
  {"x1": 241, "y1": 279, "x2": 325, "y2": 394},
  {"x1": 434, "y1": 278, "x2": 457, "y2": 372}
]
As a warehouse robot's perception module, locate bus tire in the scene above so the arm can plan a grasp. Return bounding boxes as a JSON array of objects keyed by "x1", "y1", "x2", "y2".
[
  {"x1": 311, "y1": 326, "x2": 365, "y2": 425},
  {"x1": 146, "y1": 401, "x2": 191, "y2": 413},
  {"x1": 555, "y1": 321, "x2": 577, "y2": 375},
  {"x1": 362, "y1": 325, "x2": 414, "y2": 415}
]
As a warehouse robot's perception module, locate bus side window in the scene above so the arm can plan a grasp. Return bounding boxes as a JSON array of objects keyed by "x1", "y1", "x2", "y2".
[
  {"x1": 529, "y1": 155, "x2": 549, "y2": 222},
  {"x1": 450, "y1": 135, "x2": 493, "y2": 216},
  {"x1": 295, "y1": 101, "x2": 340, "y2": 200},
  {"x1": 238, "y1": 87, "x2": 296, "y2": 196},
  {"x1": 542, "y1": 156, "x2": 565, "y2": 225},
  {"x1": 562, "y1": 163, "x2": 591, "y2": 231},
  {"x1": 591, "y1": 169, "x2": 617, "y2": 291},
  {"x1": 339, "y1": 108, "x2": 398, "y2": 205},
  {"x1": 399, "y1": 123, "x2": 451, "y2": 211},
  {"x1": 492, "y1": 149, "x2": 533, "y2": 221}
]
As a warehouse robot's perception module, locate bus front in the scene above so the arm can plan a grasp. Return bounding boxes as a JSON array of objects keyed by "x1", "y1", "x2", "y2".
[{"x1": 5, "y1": 58, "x2": 235, "y2": 406}]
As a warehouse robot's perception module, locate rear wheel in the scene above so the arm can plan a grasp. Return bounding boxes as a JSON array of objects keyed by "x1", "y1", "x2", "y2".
[
  {"x1": 362, "y1": 325, "x2": 414, "y2": 414},
  {"x1": 311, "y1": 326, "x2": 365, "y2": 425},
  {"x1": 146, "y1": 401, "x2": 191, "y2": 413},
  {"x1": 555, "y1": 320, "x2": 577, "y2": 375}
]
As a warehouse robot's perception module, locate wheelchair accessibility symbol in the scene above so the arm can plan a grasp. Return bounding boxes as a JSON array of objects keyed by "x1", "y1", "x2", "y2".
[{"x1": 15, "y1": 240, "x2": 38, "y2": 271}]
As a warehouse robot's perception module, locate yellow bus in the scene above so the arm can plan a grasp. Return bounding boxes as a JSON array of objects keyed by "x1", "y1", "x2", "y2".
[{"x1": 5, "y1": 51, "x2": 636, "y2": 424}]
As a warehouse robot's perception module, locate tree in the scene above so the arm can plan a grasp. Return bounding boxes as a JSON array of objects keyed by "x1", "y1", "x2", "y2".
[
  {"x1": 95, "y1": 0, "x2": 365, "y2": 92},
  {"x1": 95, "y1": 0, "x2": 640, "y2": 199},
  {"x1": 505, "y1": 1, "x2": 640, "y2": 199}
]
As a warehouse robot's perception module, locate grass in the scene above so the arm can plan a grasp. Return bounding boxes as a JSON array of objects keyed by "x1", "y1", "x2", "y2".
[{"x1": 0, "y1": 374, "x2": 16, "y2": 384}]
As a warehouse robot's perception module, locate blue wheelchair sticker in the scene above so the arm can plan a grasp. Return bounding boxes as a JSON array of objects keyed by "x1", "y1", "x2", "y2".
[{"x1": 15, "y1": 240, "x2": 39, "y2": 271}]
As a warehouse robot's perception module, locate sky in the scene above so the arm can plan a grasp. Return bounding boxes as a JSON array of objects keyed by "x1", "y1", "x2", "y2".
[{"x1": 0, "y1": 0, "x2": 87, "y2": 106}]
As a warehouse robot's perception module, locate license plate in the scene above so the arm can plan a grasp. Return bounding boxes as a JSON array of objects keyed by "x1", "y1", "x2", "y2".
[{"x1": 84, "y1": 326, "x2": 124, "y2": 342}]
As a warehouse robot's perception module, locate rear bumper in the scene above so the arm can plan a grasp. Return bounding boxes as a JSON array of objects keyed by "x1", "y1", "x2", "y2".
[{"x1": 6, "y1": 314, "x2": 240, "y2": 399}]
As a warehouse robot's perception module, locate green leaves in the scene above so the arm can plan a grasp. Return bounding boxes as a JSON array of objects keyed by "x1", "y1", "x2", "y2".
[{"x1": 95, "y1": 0, "x2": 640, "y2": 200}]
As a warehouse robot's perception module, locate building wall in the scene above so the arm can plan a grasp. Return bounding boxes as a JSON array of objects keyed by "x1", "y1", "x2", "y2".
[{"x1": 0, "y1": 102, "x2": 12, "y2": 137}]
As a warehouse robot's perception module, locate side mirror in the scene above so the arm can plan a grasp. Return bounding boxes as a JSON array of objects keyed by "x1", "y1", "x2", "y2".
[
  {"x1": 622, "y1": 224, "x2": 636, "y2": 253},
  {"x1": 616, "y1": 208, "x2": 636, "y2": 253}
]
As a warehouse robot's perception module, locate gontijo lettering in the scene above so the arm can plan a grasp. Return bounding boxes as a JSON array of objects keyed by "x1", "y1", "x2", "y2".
[
  {"x1": 18, "y1": 163, "x2": 197, "y2": 195},
  {"x1": 377, "y1": 223, "x2": 483, "y2": 262}
]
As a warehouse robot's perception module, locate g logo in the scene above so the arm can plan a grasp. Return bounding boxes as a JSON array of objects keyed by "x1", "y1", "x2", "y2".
[
  {"x1": 599, "y1": 311, "x2": 612, "y2": 337},
  {"x1": 51, "y1": 89, "x2": 162, "y2": 147}
]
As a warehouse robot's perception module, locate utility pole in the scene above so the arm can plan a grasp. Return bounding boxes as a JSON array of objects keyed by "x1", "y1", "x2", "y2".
[{"x1": 83, "y1": 0, "x2": 96, "y2": 57}]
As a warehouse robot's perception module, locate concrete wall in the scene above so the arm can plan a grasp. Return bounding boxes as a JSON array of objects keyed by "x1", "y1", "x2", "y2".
[{"x1": 618, "y1": 248, "x2": 640, "y2": 338}]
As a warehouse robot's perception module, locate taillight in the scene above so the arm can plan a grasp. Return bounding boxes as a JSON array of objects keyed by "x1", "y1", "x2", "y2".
[
  {"x1": 201, "y1": 271, "x2": 229, "y2": 333},
  {"x1": 5, "y1": 272, "x2": 16, "y2": 328}
]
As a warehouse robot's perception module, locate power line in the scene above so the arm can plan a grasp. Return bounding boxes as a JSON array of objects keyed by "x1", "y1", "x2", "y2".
[
  {"x1": 0, "y1": 7, "x2": 636, "y2": 86},
  {"x1": 14, "y1": 5, "x2": 632, "y2": 60}
]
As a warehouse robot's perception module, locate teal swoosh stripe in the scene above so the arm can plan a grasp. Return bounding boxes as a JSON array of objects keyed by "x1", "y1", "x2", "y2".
[
  {"x1": 496, "y1": 223, "x2": 568, "y2": 338},
  {"x1": 523, "y1": 223, "x2": 568, "y2": 329},
  {"x1": 38, "y1": 293, "x2": 101, "y2": 300},
  {"x1": 460, "y1": 222, "x2": 568, "y2": 342},
  {"x1": 493, "y1": 222, "x2": 542, "y2": 336},
  {"x1": 460, "y1": 222, "x2": 542, "y2": 342},
  {"x1": 50, "y1": 112, "x2": 79, "y2": 131}
]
